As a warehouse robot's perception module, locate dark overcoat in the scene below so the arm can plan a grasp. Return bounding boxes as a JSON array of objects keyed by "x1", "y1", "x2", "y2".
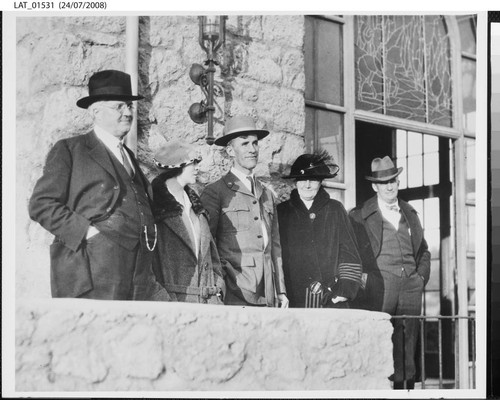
[
  {"x1": 201, "y1": 171, "x2": 287, "y2": 306},
  {"x1": 277, "y1": 187, "x2": 362, "y2": 308},
  {"x1": 348, "y1": 195, "x2": 431, "y2": 311},
  {"x1": 151, "y1": 179, "x2": 225, "y2": 304},
  {"x1": 28, "y1": 130, "x2": 169, "y2": 300}
]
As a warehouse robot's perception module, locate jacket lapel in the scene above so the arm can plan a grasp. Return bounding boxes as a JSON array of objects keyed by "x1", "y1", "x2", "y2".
[
  {"x1": 162, "y1": 215, "x2": 197, "y2": 258},
  {"x1": 198, "y1": 214, "x2": 212, "y2": 260},
  {"x1": 224, "y1": 171, "x2": 254, "y2": 197},
  {"x1": 85, "y1": 131, "x2": 119, "y2": 179},
  {"x1": 400, "y1": 201, "x2": 423, "y2": 255},
  {"x1": 361, "y1": 196, "x2": 383, "y2": 257},
  {"x1": 254, "y1": 178, "x2": 263, "y2": 200},
  {"x1": 124, "y1": 144, "x2": 153, "y2": 199}
]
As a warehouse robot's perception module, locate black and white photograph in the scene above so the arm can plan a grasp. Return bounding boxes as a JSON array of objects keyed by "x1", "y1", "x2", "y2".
[{"x1": 2, "y1": 4, "x2": 489, "y2": 398}]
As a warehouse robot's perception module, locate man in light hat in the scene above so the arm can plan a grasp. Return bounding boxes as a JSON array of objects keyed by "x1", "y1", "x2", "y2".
[
  {"x1": 349, "y1": 156, "x2": 430, "y2": 390},
  {"x1": 201, "y1": 115, "x2": 288, "y2": 307},
  {"x1": 29, "y1": 70, "x2": 169, "y2": 301}
]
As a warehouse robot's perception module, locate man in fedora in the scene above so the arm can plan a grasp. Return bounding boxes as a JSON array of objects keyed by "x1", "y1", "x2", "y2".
[
  {"x1": 29, "y1": 69, "x2": 169, "y2": 301},
  {"x1": 201, "y1": 115, "x2": 288, "y2": 307},
  {"x1": 349, "y1": 156, "x2": 431, "y2": 390}
]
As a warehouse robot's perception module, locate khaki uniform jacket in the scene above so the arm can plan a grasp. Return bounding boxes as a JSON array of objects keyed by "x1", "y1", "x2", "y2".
[{"x1": 201, "y1": 172, "x2": 286, "y2": 306}]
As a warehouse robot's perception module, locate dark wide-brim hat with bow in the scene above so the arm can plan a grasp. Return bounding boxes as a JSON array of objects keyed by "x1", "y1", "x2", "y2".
[
  {"x1": 214, "y1": 115, "x2": 269, "y2": 147},
  {"x1": 365, "y1": 156, "x2": 403, "y2": 182},
  {"x1": 76, "y1": 70, "x2": 144, "y2": 109},
  {"x1": 283, "y1": 150, "x2": 340, "y2": 180}
]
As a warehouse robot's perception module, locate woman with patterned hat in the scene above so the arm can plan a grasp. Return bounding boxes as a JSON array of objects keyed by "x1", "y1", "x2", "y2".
[
  {"x1": 151, "y1": 140, "x2": 225, "y2": 304},
  {"x1": 277, "y1": 150, "x2": 363, "y2": 308}
]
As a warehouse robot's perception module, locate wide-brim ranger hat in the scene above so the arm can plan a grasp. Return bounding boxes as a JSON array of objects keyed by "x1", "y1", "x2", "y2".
[
  {"x1": 153, "y1": 139, "x2": 202, "y2": 170},
  {"x1": 76, "y1": 70, "x2": 144, "y2": 109},
  {"x1": 365, "y1": 156, "x2": 403, "y2": 183},
  {"x1": 214, "y1": 115, "x2": 269, "y2": 146},
  {"x1": 283, "y1": 150, "x2": 340, "y2": 180}
]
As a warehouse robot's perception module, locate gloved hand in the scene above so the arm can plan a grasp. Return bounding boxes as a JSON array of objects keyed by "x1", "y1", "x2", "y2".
[
  {"x1": 321, "y1": 285, "x2": 348, "y2": 306},
  {"x1": 321, "y1": 287, "x2": 336, "y2": 306}
]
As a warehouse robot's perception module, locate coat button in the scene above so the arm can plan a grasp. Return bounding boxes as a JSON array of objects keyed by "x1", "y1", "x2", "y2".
[
  {"x1": 113, "y1": 185, "x2": 119, "y2": 190},
  {"x1": 257, "y1": 235, "x2": 262, "y2": 239},
  {"x1": 254, "y1": 216, "x2": 259, "y2": 220},
  {"x1": 253, "y1": 200, "x2": 257, "y2": 204}
]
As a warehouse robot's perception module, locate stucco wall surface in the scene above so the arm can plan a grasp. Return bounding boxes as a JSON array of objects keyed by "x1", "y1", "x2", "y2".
[{"x1": 15, "y1": 299, "x2": 393, "y2": 392}]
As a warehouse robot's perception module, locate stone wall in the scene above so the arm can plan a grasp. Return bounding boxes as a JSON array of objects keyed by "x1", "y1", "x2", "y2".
[
  {"x1": 16, "y1": 15, "x2": 306, "y2": 299},
  {"x1": 16, "y1": 299, "x2": 393, "y2": 391}
]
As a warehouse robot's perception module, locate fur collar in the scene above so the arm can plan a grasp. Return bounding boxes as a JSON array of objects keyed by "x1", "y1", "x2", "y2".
[{"x1": 151, "y1": 176, "x2": 207, "y2": 222}]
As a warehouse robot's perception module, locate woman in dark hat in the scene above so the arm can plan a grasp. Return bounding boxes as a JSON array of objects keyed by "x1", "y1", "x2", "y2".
[
  {"x1": 277, "y1": 151, "x2": 363, "y2": 308},
  {"x1": 151, "y1": 140, "x2": 225, "y2": 304}
]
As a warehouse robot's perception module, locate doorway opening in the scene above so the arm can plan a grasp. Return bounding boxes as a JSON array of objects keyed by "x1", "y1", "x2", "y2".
[{"x1": 354, "y1": 120, "x2": 455, "y2": 380}]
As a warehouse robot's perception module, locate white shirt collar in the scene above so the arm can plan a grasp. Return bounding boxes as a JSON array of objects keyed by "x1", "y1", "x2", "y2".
[
  {"x1": 231, "y1": 167, "x2": 255, "y2": 191},
  {"x1": 94, "y1": 125, "x2": 124, "y2": 150},
  {"x1": 378, "y1": 197, "x2": 400, "y2": 212}
]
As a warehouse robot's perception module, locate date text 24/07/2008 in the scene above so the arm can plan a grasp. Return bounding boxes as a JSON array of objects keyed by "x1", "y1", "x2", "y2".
[{"x1": 13, "y1": 1, "x2": 107, "y2": 9}]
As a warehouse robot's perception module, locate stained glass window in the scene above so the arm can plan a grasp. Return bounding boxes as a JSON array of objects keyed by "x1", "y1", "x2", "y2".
[{"x1": 355, "y1": 15, "x2": 453, "y2": 127}]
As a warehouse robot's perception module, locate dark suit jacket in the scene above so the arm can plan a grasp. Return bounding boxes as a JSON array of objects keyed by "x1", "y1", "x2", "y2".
[
  {"x1": 201, "y1": 171, "x2": 286, "y2": 306},
  {"x1": 29, "y1": 130, "x2": 166, "y2": 299},
  {"x1": 349, "y1": 195, "x2": 431, "y2": 310}
]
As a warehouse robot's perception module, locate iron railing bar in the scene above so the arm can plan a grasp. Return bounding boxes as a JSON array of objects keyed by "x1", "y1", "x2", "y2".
[
  {"x1": 438, "y1": 318, "x2": 443, "y2": 389},
  {"x1": 471, "y1": 318, "x2": 476, "y2": 388},
  {"x1": 402, "y1": 317, "x2": 407, "y2": 382},
  {"x1": 454, "y1": 317, "x2": 459, "y2": 389},
  {"x1": 420, "y1": 318, "x2": 426, "y2": 390},
  {"x1": 394, "y1": 316, "x2": 468, "y2": 318}
]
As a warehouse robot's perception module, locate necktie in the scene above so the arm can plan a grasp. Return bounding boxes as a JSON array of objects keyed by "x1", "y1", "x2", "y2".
[
  {"x1": 385, "y1": 203, "x2": 400, "y2": 212},
  {"x1": 246, "y1": 176, "x2": 255, "y2": 196},
  {"x1": 118, "y1": 142, "x2": 134, "y2": 177}
]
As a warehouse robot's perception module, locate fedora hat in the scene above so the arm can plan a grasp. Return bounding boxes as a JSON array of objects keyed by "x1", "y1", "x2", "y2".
[
  {"x1": 76, "y1": 70, "x2": 144, "y2": 109},
  {"x1": 365, "y1": 156, "x2": 403, "y2": 182},
  {"x1": 214, "y1": 115, "x2": 269, "y2": 146},
  {"x1": 153, "y1": 139, "x2": 201, "y2": 170},
  {"x1": 283, "y1": 150, "x2": 339, "y2": 180}
]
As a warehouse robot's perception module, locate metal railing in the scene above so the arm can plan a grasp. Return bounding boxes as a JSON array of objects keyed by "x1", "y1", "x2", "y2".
[
  {"x1": 304, "y1": 288, "x2": 476, "y2": 389},
  {"x1": 392, "y1": 314, "x2": 476, "y2": 389}
]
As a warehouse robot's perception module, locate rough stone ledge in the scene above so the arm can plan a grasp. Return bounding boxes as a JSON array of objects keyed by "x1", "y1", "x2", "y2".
[{"x1": 16, "y1": 299, "x2": 393, "y2": 392}]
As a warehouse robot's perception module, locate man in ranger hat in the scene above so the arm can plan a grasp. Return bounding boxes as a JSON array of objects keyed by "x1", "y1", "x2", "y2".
[
  {"x1": 201, "y1": 115, "x2": 288, "y2": 307},
  {"x1": 29, "y1": 70, "x2": 169, "y2": 301},
  {"x1": 348, "y1": 156, "x2": 431, "y2": 390}
]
